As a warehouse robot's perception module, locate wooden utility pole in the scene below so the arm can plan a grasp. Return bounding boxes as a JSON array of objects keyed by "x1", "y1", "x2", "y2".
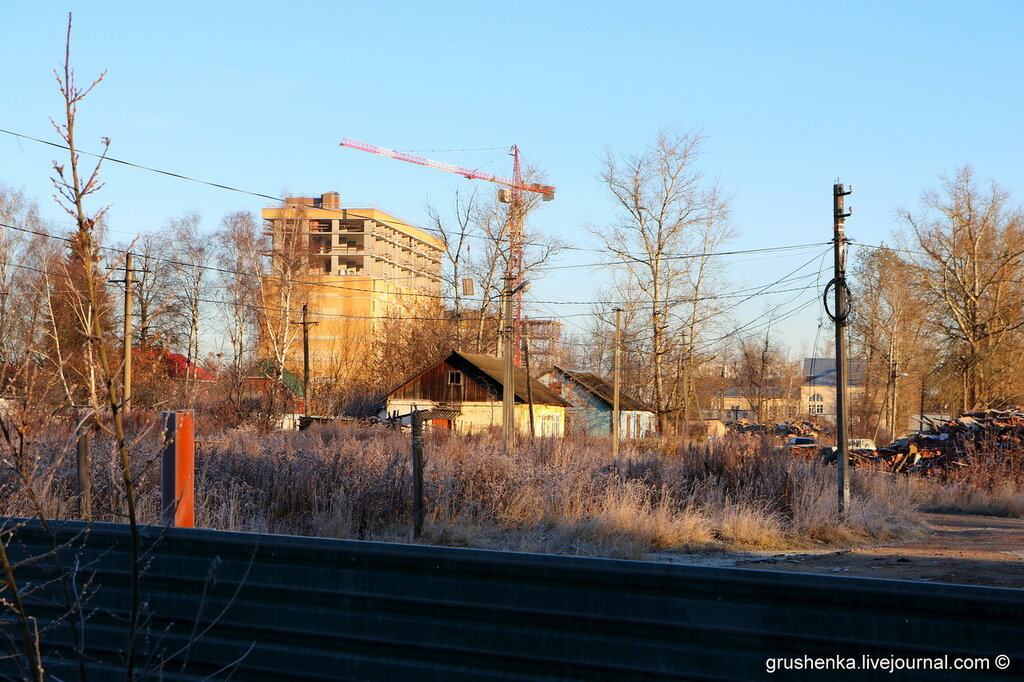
[
  {"x1": 291, "y1": 303, "x2": 318, "y2": 417},
  {"x1": 502, "y1": 276, "x2": 515, "y2": 453},
  {"x1": 522, "y1": 337, "x2": 535, "y2": 441},
  {"x1": 832, "y1": 183, "x2": 852, "y2": 515},
  {"x1": 411, "y1": 410, "x2": 425, "y2": 538},
  {"x1": 123, "y1": 252, "x2": 133, "y2": 414},
  {"x1": 612, "y1": 307, "x2": 622, "y2": 458}
]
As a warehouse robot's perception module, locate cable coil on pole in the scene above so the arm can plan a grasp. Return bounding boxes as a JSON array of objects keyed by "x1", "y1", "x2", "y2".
[{"x1": 823, "y1": 276, "x2": 852, "y2": 324}]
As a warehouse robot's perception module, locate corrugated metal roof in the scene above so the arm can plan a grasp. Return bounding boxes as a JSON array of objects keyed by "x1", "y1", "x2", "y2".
[{"x1": 552, "y1": 366, "x2": 654, "y2": 413}]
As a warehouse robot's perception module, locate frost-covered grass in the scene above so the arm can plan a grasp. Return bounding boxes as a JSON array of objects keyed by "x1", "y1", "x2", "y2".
[
  {"x1": 1, "y1": 419, "x2": 940, "y2": 558},
  {"x1": 189, "y1": 425, "x2": 922, "y2": 557}
]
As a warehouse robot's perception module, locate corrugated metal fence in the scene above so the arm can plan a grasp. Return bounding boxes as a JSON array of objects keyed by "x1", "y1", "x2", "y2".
[{"x1": 2, "y1": 520, "x2": 1021, "y2": 680}]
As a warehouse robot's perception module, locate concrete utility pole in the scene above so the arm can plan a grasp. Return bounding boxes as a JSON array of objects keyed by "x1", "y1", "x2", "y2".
[
  {"x1": 502, "y1": 277, "x2": 530, "y2": 452},
  {"x1": 291, "y1": 303, "x2": 318, "y2": 418},
  {"x1": 123, "y1": 252, "x2": 133, "y2": 414},
  {"x1": 502, "y1": 276, "x2": 516, "y2": 453},
  {"x1": 612, "y1": 307, "x2": 622, "y2": 458},
  {"x1": 832, "y1": 183, "x2": 852, "y2": 515}
]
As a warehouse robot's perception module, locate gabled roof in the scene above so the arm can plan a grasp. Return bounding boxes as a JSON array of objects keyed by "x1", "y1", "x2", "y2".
[
  {"x1": 453, "y1": 351, "x2": 568, "y2": 406},
  {"x1": 383, "y1": 350, "x2": 568, "y2": 407},
  {"x1": 549, "y1": 365, "x2": 654, "y2": 413}
]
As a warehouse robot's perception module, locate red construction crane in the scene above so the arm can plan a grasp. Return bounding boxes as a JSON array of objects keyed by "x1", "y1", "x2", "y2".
[{"x1": 339, "y1": 138, "x2": 555, "y2": 364}]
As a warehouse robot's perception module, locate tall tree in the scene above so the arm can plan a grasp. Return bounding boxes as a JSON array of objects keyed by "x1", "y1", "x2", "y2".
[
  {"x1": 898, "y1": 166, "x2": 1024, "y2": 410},
  {"x1": 589, "y1": 128, "x2": 733, "y2": 432},
  {"x1": 167, "y1": 212, "x2": 212, "y2": 390},
  {"x1": 214, "y1": 210, "x2": 260, "y2": 410}
]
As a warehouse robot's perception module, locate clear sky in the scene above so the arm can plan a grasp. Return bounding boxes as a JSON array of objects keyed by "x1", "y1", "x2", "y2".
[{"x1": 2, "y1": 1, "x2": 1022, "y2": 359}]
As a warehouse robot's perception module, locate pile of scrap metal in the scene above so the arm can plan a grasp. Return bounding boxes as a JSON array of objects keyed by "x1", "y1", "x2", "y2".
[
  {"x1": 725, "y1": 418, "x2": 832, "y2": 438},
  {"x1": 866, "y1": 409, "x2": 1024, "y2": 476}
]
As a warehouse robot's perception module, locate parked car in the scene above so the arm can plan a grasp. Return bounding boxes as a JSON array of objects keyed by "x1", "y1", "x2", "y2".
[{"x1": 785, "y1": 436, "x2": 818, "y2": 459}]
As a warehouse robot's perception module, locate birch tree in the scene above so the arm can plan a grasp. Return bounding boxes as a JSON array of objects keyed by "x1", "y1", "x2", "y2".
[{"x1": 589, "y1": 128, "x2": 733, "y2": 432}]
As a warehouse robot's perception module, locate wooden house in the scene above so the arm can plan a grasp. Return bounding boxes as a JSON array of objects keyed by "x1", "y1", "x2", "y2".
[
  {"x1": 379, "y1": 350, "x2": 568, "y2": 436},
  {"x1": 538, "y1": 365, "x2": 658, "y2": 438}
]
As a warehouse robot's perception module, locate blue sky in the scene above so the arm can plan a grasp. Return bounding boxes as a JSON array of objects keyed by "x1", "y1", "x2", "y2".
[{"x1": 2, "y1": 1, "x2": 1022, "y2": 357}]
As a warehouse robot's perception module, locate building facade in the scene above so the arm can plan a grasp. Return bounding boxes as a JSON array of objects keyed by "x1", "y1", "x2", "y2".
[
  {"x1": 801, "y1": 358, "x2": 866, "y2": 421},
  {"x1": 538, "y1": 366, "x2": 657, "y2": 438},
  {"x1": 261, "y1": 192, "x2": 445, "y2": 377}
]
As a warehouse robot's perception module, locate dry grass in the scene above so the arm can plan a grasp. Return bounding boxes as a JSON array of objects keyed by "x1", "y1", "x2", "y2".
[{"x1": 0, "y1": 421, "x2": 950, "y2": 559}]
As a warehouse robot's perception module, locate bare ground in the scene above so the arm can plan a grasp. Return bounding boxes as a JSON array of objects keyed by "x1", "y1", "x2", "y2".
[{"x1": 653, "y1": 513, "x2": 1024, "y2": 588}]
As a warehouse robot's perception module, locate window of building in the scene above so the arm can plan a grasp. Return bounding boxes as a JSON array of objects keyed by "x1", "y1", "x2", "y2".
[
  {"x1": 448, "y1": 371, "x2": 462, "y2": 385},
  {"x1": 809, "y1": 393, "x2": 824, "y2": 402},
  {"x1": 809, "y1": 403, "x2": 824, "y2": 414}
]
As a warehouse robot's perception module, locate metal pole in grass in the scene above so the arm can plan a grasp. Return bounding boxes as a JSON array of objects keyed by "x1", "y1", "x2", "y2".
[
  {"x1": 161, "y1": 410, "x2": 195, "y2": 528},
  {"x1": 411, "y1": 410, "x2": 425, "y2": 538}
]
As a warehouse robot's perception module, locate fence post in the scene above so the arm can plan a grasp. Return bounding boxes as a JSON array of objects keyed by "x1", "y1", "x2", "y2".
[
  {"x1": 161, "y1": 410, "x2": 195, "y2": 528},
  {"x1": 76, "y1": 413, "x2": 92, "y2": 520},
  {"x1": 411, "y1": 410, "x2": 424, "y2": 538}
]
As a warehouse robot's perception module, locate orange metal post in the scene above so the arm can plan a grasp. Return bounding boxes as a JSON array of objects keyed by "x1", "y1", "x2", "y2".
[{"x1": 161, "y1": 410, "x2": 195, "y2": 528}]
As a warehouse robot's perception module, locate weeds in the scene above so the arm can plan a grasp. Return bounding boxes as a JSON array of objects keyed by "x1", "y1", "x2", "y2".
[{"x1": 13, "y1": 422, "x2": 1021, "y2": 559}]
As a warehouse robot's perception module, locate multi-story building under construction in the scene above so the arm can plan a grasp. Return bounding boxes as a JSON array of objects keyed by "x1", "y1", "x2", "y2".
[{"x1": 261, "y1": 192, "x2": 444, "y2": 379}]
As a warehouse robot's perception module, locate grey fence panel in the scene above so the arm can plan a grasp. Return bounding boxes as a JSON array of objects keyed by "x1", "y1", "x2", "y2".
[{"x1": 1, "y1": 519, "x2": 1021, "y2": 680}]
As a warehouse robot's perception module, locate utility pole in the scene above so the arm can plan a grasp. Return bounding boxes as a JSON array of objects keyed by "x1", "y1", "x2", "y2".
[
  {"x1": 522, "y1": 337, "x2": 536, "y2": 441},
  {"x1": 410, "y1": 410, "x2": 425, "y2": 538},
  {"x1": 502, "y1": 275, "x2": 516, "y2": 453},
  {"x1": 891, "y1": 368, "x2": 908, "y2": 441},
  {"x1": 832, "y1": 182, "x2": 852, "y2": 515},
  {"x1": 612, "y1": 307, "x2": 622, "y2": 458},
  {"x1": 291, "y1": 304, "x2": 318, "y2": 417},
  {"x1": 123, "y1": 252, "x2": 133, "y2": 414},
  {"x1": 110, "y1": 253, "x2": 135, "y2": 413}
]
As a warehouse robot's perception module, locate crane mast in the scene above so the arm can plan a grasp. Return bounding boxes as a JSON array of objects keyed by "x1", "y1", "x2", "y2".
[{"x1": 339, "y1": 138, "x2": 554, "y2": 364}]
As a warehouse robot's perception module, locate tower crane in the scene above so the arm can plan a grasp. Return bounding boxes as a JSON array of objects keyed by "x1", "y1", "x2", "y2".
[{"x1": 339, "y1": 138, "x2": 554, "y2": 365}]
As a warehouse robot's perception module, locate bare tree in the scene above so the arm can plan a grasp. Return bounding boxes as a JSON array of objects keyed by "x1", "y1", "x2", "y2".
[
  {"x1": 167, "y1": 212, "x2": 213, "y2": 397},
  {"x1": 898, "y1": 166, "x2": 1024, "y2": 410},
  {"x1": 124, "y1": 233, "x2": 184, "y2": 349},
  {"x1": 589, "y1": 128, "x2": 733, "y2": 432},
  {"x1": 426, "y1": 186, "x2": 479, "y2": 343},
  {"x1": 214, "y1": 211, "x2": 260, "y2": 412},
  {"x1": 254, "y1": 201, "x2": 310, "y2": 416},
  {"x1": 851, "y1": 245, "x2": 932, "y2": 440},
  {"x1": 730, "y1": 329, "x2": 798, "y2": 423}
]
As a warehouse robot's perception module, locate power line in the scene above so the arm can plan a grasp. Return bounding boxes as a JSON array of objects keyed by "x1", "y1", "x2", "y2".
[
  {"x1": 2, "y1": 125, "x2": 835, "y2": 260},
  {"x1": 0, "y1": 217, "x2": 838, "y2": 307}
]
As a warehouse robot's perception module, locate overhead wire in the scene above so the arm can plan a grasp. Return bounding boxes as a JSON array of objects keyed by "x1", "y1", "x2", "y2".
[{"x1": 2, "y1": 125, "x2": 836, "y2": 260}]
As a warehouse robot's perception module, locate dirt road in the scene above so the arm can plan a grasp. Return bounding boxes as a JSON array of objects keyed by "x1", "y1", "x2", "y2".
[{"x1": 736, "y1": 513, "x2": 1024, "y2": 588}]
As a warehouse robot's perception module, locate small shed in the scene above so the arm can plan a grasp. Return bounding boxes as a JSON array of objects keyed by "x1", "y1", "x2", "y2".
[
  {"x1": 538, "y1": 365, "x2": 657, "y2": 438},
  {"x1": 379, "y1": 350, "x2": 568, "y2": 436}
]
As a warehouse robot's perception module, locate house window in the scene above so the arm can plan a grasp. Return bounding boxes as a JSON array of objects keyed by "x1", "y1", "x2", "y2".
[
  {"x1": 809, "y1": 403, "x2": 824, "y2": 414},
  {"x1": 809, "y1": 393, "x2": 824, "y2": 402},
  {"x1": 448, "y1": 371, "x2": 462, "y2": 385}
]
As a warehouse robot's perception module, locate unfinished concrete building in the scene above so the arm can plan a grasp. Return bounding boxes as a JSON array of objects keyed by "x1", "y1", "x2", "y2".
[{"x1": 261, "y1": 192, "x2": 445, "y2": 380}]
